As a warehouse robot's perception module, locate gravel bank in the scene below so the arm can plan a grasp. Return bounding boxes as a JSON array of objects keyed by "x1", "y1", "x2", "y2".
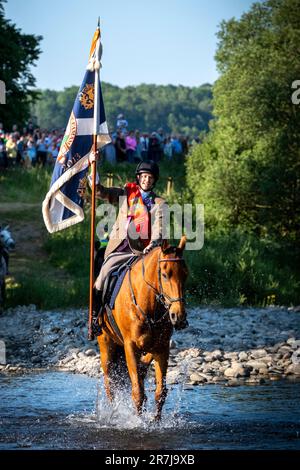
[{"x1": 0, "y1": 305, "x2": 299, "y2": 386}]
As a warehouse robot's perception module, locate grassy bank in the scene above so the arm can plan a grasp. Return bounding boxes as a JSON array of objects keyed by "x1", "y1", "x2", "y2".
[{"x1": 1, "y1": 165, "x2": 299, "y2": 309}]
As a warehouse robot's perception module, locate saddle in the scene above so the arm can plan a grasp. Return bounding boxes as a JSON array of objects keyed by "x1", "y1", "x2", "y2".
[{"x1": 100, "y1": 256, "x2": 139, "y2": 341}]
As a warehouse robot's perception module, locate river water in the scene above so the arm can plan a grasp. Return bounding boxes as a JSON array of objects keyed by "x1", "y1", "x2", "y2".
[{"x1": 0, "y1": 371, "x2": 299, "y2": 450}]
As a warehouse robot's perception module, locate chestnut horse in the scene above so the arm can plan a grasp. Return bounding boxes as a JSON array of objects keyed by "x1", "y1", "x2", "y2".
[{"x1": 97, "y1": 235, "x2": 188, "y2": 420}]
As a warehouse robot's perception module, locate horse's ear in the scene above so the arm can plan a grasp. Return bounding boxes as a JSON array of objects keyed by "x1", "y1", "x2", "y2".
[
  {"x1": 177, "y1": 235, "x2": 187, "y2": 252},
  {"x1": 161, "y1": 239, "x2": 169, "y2": 253}
]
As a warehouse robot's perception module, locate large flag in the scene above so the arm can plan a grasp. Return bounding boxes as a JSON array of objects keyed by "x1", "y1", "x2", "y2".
[{"x1": 42, "y1": 27, "x2": 111, "y2": 233}]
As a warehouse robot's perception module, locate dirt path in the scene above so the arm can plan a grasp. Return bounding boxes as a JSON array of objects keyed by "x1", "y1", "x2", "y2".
[
  {"x1": 0, "y1": 202, "x2": 41, "y2": 213},
  {"x1": 1, "y1": 203, "x2": 46, "y2": 272},
  {"x1": 1, "y1": 202, "x2": 70, "y2": 282}
]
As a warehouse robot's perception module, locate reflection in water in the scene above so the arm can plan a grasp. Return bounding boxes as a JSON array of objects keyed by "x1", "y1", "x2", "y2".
[{"x1": 0, "y1": 371, "x2": 299, "y2": 449}]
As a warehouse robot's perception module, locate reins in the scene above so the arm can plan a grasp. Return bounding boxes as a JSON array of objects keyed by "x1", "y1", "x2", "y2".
[{"x1": 128, "y1": 249, "x2": 185, "y2": 326}]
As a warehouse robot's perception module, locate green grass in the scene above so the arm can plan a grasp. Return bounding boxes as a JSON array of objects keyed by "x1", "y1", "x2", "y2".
[
  {"x1": 0, "y1": 167, "x2": 52, "y2": 203},
  {"x1": 3, "y1": 165, "x2": 300, "y2": 309}
]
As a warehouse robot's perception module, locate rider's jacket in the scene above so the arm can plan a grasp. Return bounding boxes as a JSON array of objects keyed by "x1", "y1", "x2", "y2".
[{"x1": 96, "y1": 181, "x2": 166, "y2": 258}]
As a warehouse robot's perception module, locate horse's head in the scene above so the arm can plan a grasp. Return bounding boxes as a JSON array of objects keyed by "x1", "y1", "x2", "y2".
[
  {"x1": 159, "y1": 236, "x2": 188, "y2": 330},
  {"x1": 0, "y1": 226, "x2": 15, "y2": 250}
]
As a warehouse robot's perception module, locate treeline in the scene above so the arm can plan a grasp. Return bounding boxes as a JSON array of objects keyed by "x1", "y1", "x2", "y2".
[
  {"x1": 185, "y1": 0, "x2": 300, "y2": 305},
  {"x1": 32, "y1": 82, "x2": 213, "y2": 135}
]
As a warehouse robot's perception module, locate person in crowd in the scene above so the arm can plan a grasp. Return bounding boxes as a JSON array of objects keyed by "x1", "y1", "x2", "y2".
[
  {"x1": 103, "y1": 140, "x2": 116, "y2": 165},
  {"x1": 171, "y1": 135, "x2": 182, "y2": 155},
  {"x1": 25, "y1": 136, "x2": 37, "y2": 167},
  {"x1": 115, "y1": 130, "x2": 127, "y2": 162},
  {"x1": 116, "y1": 113, "x2": 128, "y2": 135},
  {"x1": 16, "y1": 135, "x2": 25, "y2": 165},
  {"x1": 49, "y1": 142, "x2": 59, "y2": 165},
  {"x1": 164, "y1": 136, "x2": 173, "y2": 160},
  {"x1": 148, "y1": 132, "x2": 161, "y2": 163},
  {"x1": 157, "y1": 127, "x2": 165, "y2": 160},
  {"x1": 6, "y1": 134, "x2": 17, "y2": 166},
  {"x1": 0, "y1": 136, "x2": 7, "y2": 168},
  {"x1": 180, "y1": 135, "x2": 189, "y2": 155},
  {"x1": 134, "y1": 129, "x2": 142, "y2": 162},
  {"x1": 36, "y1": 133, "x2": 48, "y2": 166},
  {"x1": 125, "y1": 130, "x2": 137, "y2": 163},
  {"x1": 140, "y1": 132, "x2": 149, "y2": 161}
]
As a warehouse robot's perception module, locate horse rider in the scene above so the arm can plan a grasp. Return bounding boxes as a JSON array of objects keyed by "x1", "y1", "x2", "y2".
[{"x1": 91, "y1": 157, "x2": 166, "y2": 335}]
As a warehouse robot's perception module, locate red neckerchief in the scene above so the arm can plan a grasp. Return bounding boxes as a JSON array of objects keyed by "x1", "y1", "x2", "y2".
[{"x1": 126, "y1": 182, "x2": 151, "y2": 247}]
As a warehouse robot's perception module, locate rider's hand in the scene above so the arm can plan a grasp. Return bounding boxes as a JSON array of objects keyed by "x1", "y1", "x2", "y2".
[
  {"x1": 89, "y1": 150, "x2": 100, "y2": 164},
  {"x1": 143, "y1": 243, "x2": 154, "y2": 255}
]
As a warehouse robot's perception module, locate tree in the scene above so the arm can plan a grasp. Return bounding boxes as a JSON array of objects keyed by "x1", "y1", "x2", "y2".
[
  {"x1": 33, "y1": 82, "x2": 213, "y2": 136},
  {"x1": 0, "y1": 0, "x2": 42, "y2": 130},
  {"x1": 187, "y1": 0, "x2": 300, "y2": 242}
]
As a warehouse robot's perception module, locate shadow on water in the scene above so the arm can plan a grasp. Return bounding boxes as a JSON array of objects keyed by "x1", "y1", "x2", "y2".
[{"x1": 0, "y1": 371, "x2": 300, "y2": 450}]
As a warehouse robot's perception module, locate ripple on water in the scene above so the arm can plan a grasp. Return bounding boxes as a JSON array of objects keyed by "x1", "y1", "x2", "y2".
[{"x1": 0, "y1": 371, "x2": 300, "y2": 449}]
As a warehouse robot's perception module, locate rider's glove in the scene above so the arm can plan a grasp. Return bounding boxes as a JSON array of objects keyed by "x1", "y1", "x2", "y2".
[
  {"x1": 143, "y1": 242, "x2": 155, "y2": 255},
  {"x1": 89, "y1": 150, "x2": 100, "y2": 164}
]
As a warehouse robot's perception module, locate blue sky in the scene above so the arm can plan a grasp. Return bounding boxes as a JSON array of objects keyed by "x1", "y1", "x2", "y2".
[{"x1": 6, "y1": 0, "x2": 256, "y2": 90}]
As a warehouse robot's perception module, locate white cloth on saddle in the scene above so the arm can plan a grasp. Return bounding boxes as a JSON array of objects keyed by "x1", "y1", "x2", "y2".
[{"x1": 94, "y1": 252, "x2": 135, "y2": 292}]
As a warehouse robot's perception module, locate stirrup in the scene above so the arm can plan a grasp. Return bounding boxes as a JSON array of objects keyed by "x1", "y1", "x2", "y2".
[
  {"x1": 92, "y1": 316, "x2": 103, "y2": 336},
  {"x1": 92, "y1": 290, "x2": 103, "y2": 336}
]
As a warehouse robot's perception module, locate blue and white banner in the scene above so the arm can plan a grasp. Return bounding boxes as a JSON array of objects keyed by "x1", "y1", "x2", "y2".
[{"x1": 42, "y1": 29, "x2": 110, "y2": 233}]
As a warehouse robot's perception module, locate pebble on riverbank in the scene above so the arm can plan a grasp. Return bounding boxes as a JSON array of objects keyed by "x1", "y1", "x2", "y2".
[{"x1": 0, "y1": 305, "x2": 300, "y2": 387}]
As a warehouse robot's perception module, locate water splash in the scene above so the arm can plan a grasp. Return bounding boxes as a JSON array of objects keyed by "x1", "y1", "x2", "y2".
[{"x1": 85, "y1": 376, "x2": 191, "y2": 431}]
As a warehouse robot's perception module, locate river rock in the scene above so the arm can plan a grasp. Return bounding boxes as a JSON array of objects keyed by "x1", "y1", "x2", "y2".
[
  {"x1": 246, "y1": 360, "x2": 267, "y2": 371},
  {"x1": 189, "y1": 372, "x2": 207, "y2": 383},
  {"x1": 238, "y1": 351, "x2": 248, "y2": 361},
  {"x1": 166, "y1": 369, "x2": 183, "y2": 385},
  {"x1": 224, "y1": 363, "x2": 250, "y2": 378},
  {"x1": 224, "y1": 352, "x2": 239, "y2": 360},
  {"x1": 291, "y1": 349, "x2": 300, "y2": 365},
  {"x1": 286, "y1": 364, "x2": 300, "y2": 375},
  {"x1": 84, "y1": 349, "x2": 97, "y2": 357},
  {"x1": 250, "y1": 348, "x2": 268, "y2": 359},
  {"x1": 204, "y1": 349, "x2": 223, "y2": 361}
]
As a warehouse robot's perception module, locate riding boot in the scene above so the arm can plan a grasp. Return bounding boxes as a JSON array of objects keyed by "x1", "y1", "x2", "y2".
[{"x1": 92, "y1": 289, "x2": 103, "y2": 337}]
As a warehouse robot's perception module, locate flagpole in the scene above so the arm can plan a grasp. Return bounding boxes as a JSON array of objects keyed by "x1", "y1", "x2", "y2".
[{"x1": 88, "y1": 19, "x2": 101, "y2": 341}]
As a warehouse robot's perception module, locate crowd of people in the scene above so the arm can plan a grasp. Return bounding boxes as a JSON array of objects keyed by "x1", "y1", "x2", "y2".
[
  {"x1": 0, "y1": 114, "x2": 200, "y2": 169},
  {"x1": 0, "y1": 120, "x2": 62, "y2": 169}
]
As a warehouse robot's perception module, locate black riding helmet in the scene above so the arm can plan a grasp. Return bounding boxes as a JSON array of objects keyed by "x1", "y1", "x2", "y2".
[{"x1": 135, "y1": 161, "x2": 159, "y2": 186}]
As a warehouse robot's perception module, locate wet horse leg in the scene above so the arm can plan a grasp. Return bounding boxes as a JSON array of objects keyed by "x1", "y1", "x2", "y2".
[
  {"x1": 97, "y1": 332, "x2": 118, "y2": 402},
  {"x1": 140, "y1": 352, "x2": 153, "y2": 380},
  {"x1": 153, "y1": 350, "x2": 169, "y2": 421},
  {"x1": 139, "y1": 353, "x2": 153, "y2": 409},
  {"x1": 124, "y1": 341, "x2": 145, "y2": 415}
]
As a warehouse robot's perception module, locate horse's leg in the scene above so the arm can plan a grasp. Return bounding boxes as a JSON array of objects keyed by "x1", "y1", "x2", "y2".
[
  {"x1": 124, "y1": 341, "x2": 144, "y2": 415},
  {"x1": 140, "y1": 352, "x2": 153, "y2": 381},
  {"x1": 97, "y1": 332, "x2": 117, "y2": 402},
  {"x1": 138, "y1": 353, "x2": 153, "y2": 409},
  {"x1": 153, "y1": 350, "x2": 169, "y2": 421}
]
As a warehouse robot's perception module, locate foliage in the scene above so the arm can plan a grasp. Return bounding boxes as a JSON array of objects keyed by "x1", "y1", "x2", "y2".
[
  {"x1": 3, "y1": 164, "x2": 299, "y2": 309},
  {"x1": 32, "y1": 82, "x2": 213, "y2": 136},
  {"x1": 185, "y1": 228, "x2": 300, "y2": 307},
  {"x1": 0, "y1": 0, "x2": 42, "y2": 129},
  {"x1": 186, "y1": 0, "x2": 300, "y2": 243}
]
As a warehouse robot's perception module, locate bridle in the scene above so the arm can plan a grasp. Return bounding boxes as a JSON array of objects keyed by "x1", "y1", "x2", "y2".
[
  {"x1": 143, "y1": 253, "x2": 185, "y2": 310},
  {"x1": 128, "y1": 249, "x2": 185, "y2": 326}
]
